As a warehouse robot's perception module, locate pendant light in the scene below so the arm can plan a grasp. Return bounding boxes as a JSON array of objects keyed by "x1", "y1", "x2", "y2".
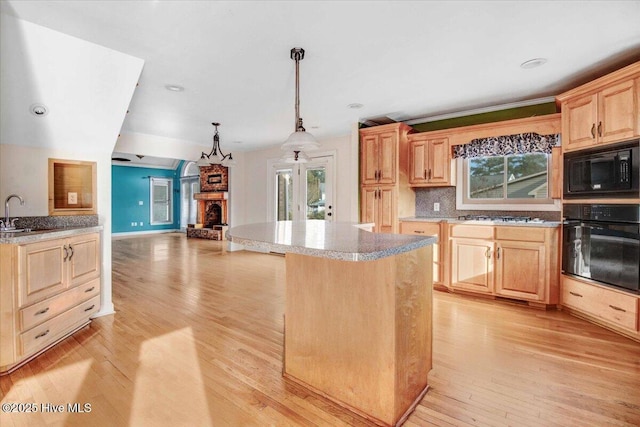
[
  {"x1": 281, "y1": 47, "x2": 319, "y2": 163},
  {"x1": 197, "y1": 122, "x2": 235, "y2": 167}
]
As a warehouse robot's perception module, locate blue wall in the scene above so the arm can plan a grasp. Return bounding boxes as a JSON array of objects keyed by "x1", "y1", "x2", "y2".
[{"x1": 112, "y1": 164, "x2": 182, "y2": 233}]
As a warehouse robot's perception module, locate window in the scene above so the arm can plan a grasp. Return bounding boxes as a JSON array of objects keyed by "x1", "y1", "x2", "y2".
[
  {"x1": 150, "y1": 177, "x2": 173, "y2": 224},
  {"x1": 458, "y1": 153, "x2": 557, "y2": 209}
]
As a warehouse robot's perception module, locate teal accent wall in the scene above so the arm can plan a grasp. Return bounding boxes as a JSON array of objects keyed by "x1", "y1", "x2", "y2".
[{"x1": 112, "y1": 165, "x2": 181, "y2": 233}]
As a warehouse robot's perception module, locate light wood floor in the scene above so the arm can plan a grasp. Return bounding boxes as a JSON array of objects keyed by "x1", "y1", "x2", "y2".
[{"x1": 1, "y1": 233, "x2": 639, "y2": 427}]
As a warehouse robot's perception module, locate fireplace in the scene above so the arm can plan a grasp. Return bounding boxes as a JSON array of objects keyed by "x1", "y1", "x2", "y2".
[{"x1": 187, "y1": 192, "x2": 228, "y2": 240}]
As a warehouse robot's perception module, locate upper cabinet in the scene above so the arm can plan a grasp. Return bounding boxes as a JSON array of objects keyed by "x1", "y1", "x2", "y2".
[
  {"x1": 360, "y1": 124, "x2": 412, "y2": 185},
  {"x1": 408, "y1": 134, "x2": 451, "y2": 186},
  {"x1": 557, "y1": 61, "x2": 640, "y2": 152}
]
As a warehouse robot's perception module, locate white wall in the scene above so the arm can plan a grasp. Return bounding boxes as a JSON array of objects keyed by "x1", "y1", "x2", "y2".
[
  {"x1": 233, "y1": 129, "x2": 360, "y2": 226},
  {"x1": 0, "y1": 15, "x2": 143, "y2": 317}
]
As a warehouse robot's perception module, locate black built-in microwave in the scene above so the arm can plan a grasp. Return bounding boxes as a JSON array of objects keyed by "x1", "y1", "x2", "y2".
[{"x1": 563, "y1": 140, "x2": 639, "y2": 198}]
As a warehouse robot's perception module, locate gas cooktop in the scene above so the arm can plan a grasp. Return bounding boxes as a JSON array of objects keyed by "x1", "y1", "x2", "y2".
[{"x1": 457, "y1": 215, "x2": 545, "y2": 223}]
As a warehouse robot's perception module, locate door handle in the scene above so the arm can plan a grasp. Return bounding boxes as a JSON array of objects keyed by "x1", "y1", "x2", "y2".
[
  {"x1": 591, "y1": 123, "x2": 596, "y2": 138},
  {"x1": 485, "y1": 248, "x2": 491, "y2": 259},
  {"x1": 597, "y1": 121, "x2": 602, "y2": 137},
  {"x1": 423, "y1": 169, "x2": 427, "y2": 179},
  {"x1": 68, "y1": 244, "x2": 74, "y2": 261},
  {"x1": 63, "y1": 245, "x2": 69, "y2": 262},
  {"x1": 496, "y1": 247, "x2": 501, "y2": 259}
]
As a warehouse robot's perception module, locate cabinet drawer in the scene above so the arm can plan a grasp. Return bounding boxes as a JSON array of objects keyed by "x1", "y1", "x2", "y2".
[
  {"x1": 20, "y1": 295, "x2": 100, "y2": 357},
  {"x1": 19, "y1": 278, "x2": 100, "y2": 332},
  {"x1": 400, "y1": 221, "x2": 440, "y2": 237},
  {"x1": 450, "y1": 224, "x2": 493, "y2": 239},
  {"x1": 495, "y1": 226, "x2": 546, "y2": 242},
  {"x1": 562, "y1": 277, "x2": 638, "y2": 331}
]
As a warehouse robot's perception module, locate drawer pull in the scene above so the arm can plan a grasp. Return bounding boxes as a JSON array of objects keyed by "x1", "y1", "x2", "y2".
[
  {"x1": 609, "y1": 305, "x2": 626, "y2": 313},
  {"x1": 414, "y1": 230, "x2": 425, "y2": 234},
  {"x1": 63, "y1": 245, "x2": 69, "y2": 262},
  {"x1": 35, "y1": 307, "x2": 50, "y2": 316},
  {"x1": 84, "y1": 304, "x2": 96, "y2": 312},
  {"x1": 569, "y1": 291, "x2": 583, "y2": 298},
  {"x1": 35, "y1": 330, "x2": 50, "y2": 339},
  {"x1": 68, "y1": 244, "x2": 74, "y2": 261},
  {"x1": 84, "y1": 286, "x2": 96, "y2": 293}
]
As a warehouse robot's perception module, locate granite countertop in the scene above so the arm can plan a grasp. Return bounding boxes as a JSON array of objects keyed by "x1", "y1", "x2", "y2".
[
  {"x1": 0, "y1": 225, "x2": 103, "y2": 244},
  {"x1": 400, "y1": 217, "x2": 562, "y2": 228},
  {"x1": 227, "y1": 220, "x2": 436, "y2": 262}
]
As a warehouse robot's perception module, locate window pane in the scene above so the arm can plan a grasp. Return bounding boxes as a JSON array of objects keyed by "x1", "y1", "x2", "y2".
[
  {"x1": 306, "y1": 167, "x2": 326, "y2": 219},
  {"x1": 506, "y1": 153, "x2": 548, "y2": 199},
  {"x1": 150, "y1": 178, "x2": 172, "y2": 224},
  {"x1": 468, "y1": 157, "x2": 505, "y2": 199},
  {"x1": 276, "y1": 169, "x2": 293, "y2": 220}
]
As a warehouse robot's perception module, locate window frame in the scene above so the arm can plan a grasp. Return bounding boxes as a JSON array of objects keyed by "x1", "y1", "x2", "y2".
[
  {"x1": 455, "y1": 154, "x2": 560, "y2": 211},
  {"x1": 149, "y1": 177, "x2": 173, "y2": 225}
]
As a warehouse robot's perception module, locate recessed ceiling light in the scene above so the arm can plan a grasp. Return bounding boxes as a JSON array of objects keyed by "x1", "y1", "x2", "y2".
[
  {"x1": 165, "y1": 84, "x2": 185, "y2": 92},
  {"x1": 520, "y1": 58, "x2": 547, "y2": 69},
  {"x1": 347, "y1": 103, "x2": 364, "y2": 109},
  {"x1": 30, "y1": 103, "x2": 48, "y2": 116}
]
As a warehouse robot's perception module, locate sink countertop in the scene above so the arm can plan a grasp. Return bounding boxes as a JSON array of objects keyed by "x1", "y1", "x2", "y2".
[
  {"x1": 400, "y1": 217, "x2": 562, "y2": 228},
  {"x1": 227, "y1": 220, "x2": 436, "y2": 261},
  {"x1": 0, "y1": 225, "x2": 103, "y2": 244}
]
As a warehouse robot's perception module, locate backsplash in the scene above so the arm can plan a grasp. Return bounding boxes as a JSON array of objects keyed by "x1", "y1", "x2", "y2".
[
  {"x1": 414, "y1": 187, "x2": 561, "y2": 221},
  {"x1": 13, "y1": 215, "x2": 99, "y2": 230}
]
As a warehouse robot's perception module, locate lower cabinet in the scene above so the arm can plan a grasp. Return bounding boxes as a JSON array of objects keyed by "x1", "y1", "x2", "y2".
[
  {"x1": 562, "y1": 275, "x2": 639, "y2": 339},
  {"x1": 448, "y1": 224, "x2": 559, "y2": 305},
  {"x1": 0, "y1": 231, "x2": 101, "y2": 373},
  {"x1": 400, "y1": 221, "x2": 445, "y2": 286}
]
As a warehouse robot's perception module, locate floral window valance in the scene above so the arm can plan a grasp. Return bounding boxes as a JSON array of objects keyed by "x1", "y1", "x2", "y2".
[{"x1": 452, "y1": 133, "x2": 560, "y2": 159}]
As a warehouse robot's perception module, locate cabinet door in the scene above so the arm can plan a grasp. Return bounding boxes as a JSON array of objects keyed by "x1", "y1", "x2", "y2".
[
  {"x1": 377, "y1": 186, "x2": 397, "y2": 234},
  {"x1": 495, "y1": 241, "x2": 546, "y2": 302},
  {"x1": 427, "y1": 138, "x2": 449, "y2": 184},
  {"x1": 450, "y1": 238, "x2": 494, "y2": 294},
  {"x1": 598, "y1": 79, "x2": 636, "y2": 144},
  {"x1": 67, "y1": 233, "x2": 101, "y2": 287},
  {"x1": 562, "y1": 93, "x2": 598, "y2": 151},
  {"x1": 409, "y1": 139, "x2": 428, "y2": 184},
  {"x1": 18, "y1": 239, "x2": 66, "y2": 308},
  {"x1": 360, "y1": 134, "x2": 379, "y2": 185},
  {"x1": 377, "y1": 132, "x2": 397, "y2": 184},
  {"x1": 400, "y1": 221, "x2": 441, "y2": 284},
  {"x1": 360, "y1": 187, "x2": 377, "y2": 230}
]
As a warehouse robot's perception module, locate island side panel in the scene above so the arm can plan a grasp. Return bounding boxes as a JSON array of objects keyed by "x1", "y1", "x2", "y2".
[
  {"x1": 284, "y1": 247, "x2": 432, "y2": 426},
  {"x1": 394, "y1": 245, "x2": 432, "y2": 422}
]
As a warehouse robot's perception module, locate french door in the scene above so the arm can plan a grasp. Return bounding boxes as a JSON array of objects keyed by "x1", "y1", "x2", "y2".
[{"x1": 270, "y1": 155, "x2": 335, "y2": 222}]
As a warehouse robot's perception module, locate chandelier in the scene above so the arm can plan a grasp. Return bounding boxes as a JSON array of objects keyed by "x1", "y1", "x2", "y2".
[
  {"x1": 281, "y1": 47, "x2": 320, "y2": 163},
  {"x1": 197, "y1": 122, "x2": 236, "y2": 167}
]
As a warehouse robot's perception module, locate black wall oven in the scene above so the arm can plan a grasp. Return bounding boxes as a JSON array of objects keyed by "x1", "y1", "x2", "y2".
[
  {"x1": 564, "y1": 140, "x2": 639, "y2": 199},
  {"x1": 563, "y1": 204, "x2": 639, "y2": 293}
]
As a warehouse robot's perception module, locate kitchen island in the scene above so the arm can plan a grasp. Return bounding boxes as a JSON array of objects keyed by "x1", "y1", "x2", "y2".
[{"x1": 227, "y1": 220, "x2": 436, "y2": 426}]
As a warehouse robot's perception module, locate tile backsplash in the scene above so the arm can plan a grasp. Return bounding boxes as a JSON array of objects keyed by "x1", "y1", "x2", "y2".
[{"x1": 414, "y1": 187, "x2": 561, "y2": 221}]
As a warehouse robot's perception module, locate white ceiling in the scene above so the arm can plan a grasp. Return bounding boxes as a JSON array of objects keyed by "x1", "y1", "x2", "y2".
[{"x1": 2, "y1": 0, "x2": 640, "y2": 157}]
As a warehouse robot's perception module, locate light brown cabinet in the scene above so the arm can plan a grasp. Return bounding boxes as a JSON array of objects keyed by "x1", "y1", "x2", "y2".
[
  {"x1": 359, "y1": 123, "x2": 415, "y2": 233},
  {"x1": 1, "y1": 231, "x2": 101, "y2": 373},
  {"x1": 448, "y1": 224, "x2": 559, "y2": 305},
  {"x1": 557, "y1": 62, "x2": 640, "y2": 152},
  {"x1": 361, "y1": 186, "x2": 396, "y2": 234},
  {"x1": 562, "y1": 275, "x2": 639, "y2": 340},
  {"x1": 400, "y1": 221, "x2": 445, "y2": 286},
  {"x1": 408, "y1": 135, "x2": 452, "y2": 186}
]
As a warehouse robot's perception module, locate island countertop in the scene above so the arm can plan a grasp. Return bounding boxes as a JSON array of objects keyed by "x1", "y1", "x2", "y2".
[{"x1": 226, "y1": 220, "x2": 436, "y2": 261}]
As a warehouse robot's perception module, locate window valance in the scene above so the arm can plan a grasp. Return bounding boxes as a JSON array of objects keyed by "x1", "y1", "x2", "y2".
[{"x1": 452, "y1": 133, "x2": 560, "y2": 159}]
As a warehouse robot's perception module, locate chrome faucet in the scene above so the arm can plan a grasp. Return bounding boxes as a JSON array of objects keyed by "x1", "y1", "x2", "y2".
[{"x1": 2, "y1": 194, "x2": 25, "y2": 231}]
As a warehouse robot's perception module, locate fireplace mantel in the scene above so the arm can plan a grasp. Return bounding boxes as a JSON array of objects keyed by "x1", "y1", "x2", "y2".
[{"x1": 194, "y1": 192, "x2": 228, "y2": 201}]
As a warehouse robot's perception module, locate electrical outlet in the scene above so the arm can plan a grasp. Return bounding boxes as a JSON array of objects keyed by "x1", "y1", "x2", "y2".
[{"x1": 434, "y1": 203, "x2": 440, "y2": 212}]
